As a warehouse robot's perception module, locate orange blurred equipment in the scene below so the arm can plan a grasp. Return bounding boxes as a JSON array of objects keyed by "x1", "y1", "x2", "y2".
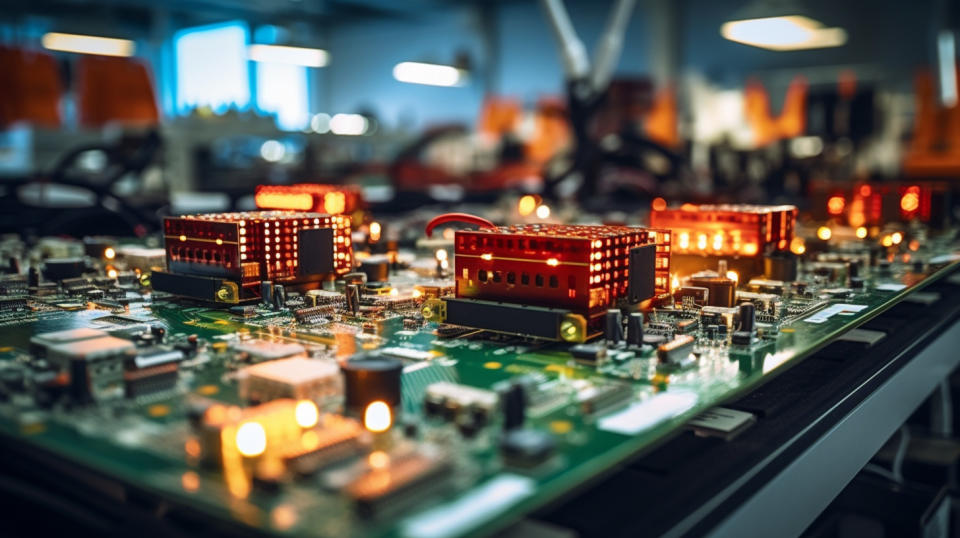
[
  {"x1": 255, "y1": 184, "x2": 364, "y2": 216},
  {"x1": 75, "y1": 55, "x2": 159, "y2": 127},
  {"x1": 0, "y1": 46, "x2": 62, "y2": 128}
]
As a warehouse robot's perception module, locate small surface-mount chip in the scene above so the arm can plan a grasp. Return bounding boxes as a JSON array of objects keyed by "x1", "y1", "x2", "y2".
[{"x1": 238, "y1": 357, "x2": 341, "y2": 402}]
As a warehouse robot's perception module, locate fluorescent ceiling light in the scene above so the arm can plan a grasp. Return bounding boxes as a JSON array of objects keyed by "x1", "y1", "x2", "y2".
[
  {"x1": 330, "y1": 114, "x2": 368, "y2": 136},
  {"x1": 721, "y1": 15, "x2": 847, "y2": 51},
  {"x1": 393, "y1": 62, "x2": 465, "y2": 87},
  {"x1": 42, "y1": 32, "x2": 135, "y2": 57},
  {"x1": 248, "y1": 44, "x2": 329, "y2": 67}
]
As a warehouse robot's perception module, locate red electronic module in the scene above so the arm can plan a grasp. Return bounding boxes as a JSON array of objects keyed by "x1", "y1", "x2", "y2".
[
  {"x1": 255, "y1": 184, "x2": 363, "y2": 216},
  {"x1": 153, "y1": 211, "x2": 352, "y2": 303},
  {"x1": 650, "y1": 204, "x2": 797, "y2": 279},
  {"x1": 442, "y1": 224, "x2": 670, "y2": 337}
]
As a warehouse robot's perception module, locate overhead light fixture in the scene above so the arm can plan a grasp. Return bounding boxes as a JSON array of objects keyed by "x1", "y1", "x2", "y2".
[
  {"x1": 393, "y1": 62, "x2": 466, "y2": 87},
  {"x1": 248, "y1": 44, "x2": 329, "y2": 67},
  {"x1": 330, "y1": 114, "x2": 368, "y2": 136},
  {"x1": 41, "y1": 32, "x2": 135, "y2": 57},
  {"x1": 721, "y1": 15, "x2": 847, "y2": 51}
]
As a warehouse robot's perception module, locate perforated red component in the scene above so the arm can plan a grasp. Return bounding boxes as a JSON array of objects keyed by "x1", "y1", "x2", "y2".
[
  {"x1": 454, "y1": 224, "x2": 670, "y2": 319},
  {"x1": 650, "y1": 204, "x2": 797, "y2": 257},
  {"x1": 163, "y1": 211, "x2": 352, "y2": 283}
]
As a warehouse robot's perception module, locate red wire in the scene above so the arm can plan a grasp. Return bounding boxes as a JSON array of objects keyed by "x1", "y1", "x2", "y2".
[{"x1": 424, "y1": 213, "x2": 496, "y2": 237}]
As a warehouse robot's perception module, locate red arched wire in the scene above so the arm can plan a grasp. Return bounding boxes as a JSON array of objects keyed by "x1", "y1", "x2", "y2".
[{"x1": 424, "y1": 213, "x2": 496, "y2": 237}]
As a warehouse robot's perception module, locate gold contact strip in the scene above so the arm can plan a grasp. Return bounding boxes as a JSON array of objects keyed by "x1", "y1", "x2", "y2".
[
  {"x1": 164, "y1": 235, "x2": 239, "y2": 245},
  {"x1": 456, "y1": 253, "x2": 591, "y2": 267}
]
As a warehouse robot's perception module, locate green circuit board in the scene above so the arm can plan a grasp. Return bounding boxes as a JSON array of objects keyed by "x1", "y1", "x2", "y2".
[{"x1": 0, "y1": 232, "x2": 958, "y2": 538}]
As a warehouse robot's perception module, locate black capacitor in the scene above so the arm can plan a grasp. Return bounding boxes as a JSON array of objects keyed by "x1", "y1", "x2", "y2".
[
  {"x1": 341, "y1": 355, "x2": 403, "y2": 412},
  {"x1": 261, "y1": 280, "x2": 273, "y2": 306},
  {"x1": 689, "y1": 276, "x2": 735, "y2": 307},
  {"x1": 503, "y1": 382, "x2": 526, "y2": 431},
  {"x1": 360, "y1": 256, "x2": 390, "y2": 282},
  {"x1": 28, "y1": 267, "x2": 40, "y2": 287},
  {"x1": 273, "y1": 284, "x2": 286, "y2": 310},
  {"x1": 764, "y1": 252, "x2": 798, "y2": 282},
  {"x1": 7, "y1": 257, "x2": 19, "y2": 274},
  {"x1": 604, "y1": 309, "x2": 623, "y2": 343},
  {"x1": 43, "y1": 258, "x2": 86, "y2": 281},
  {"x1": 346, "y1": 284, "x2": 360, "y2": 315},
  {"x1": 706, "y1": 325, "x2": 718, "y2": 340},
  {"x1": 739, "y1": 302, "x2": 756, "y2": 334},
  {"x1": 847, "y1": 261, "x2": 860, "y2": 279},
  {"x1": 850, "y1": 277, "x2": 864, "y2": 289},
  {"x1": 627, "y1": 312, "x2": 644, "y2": 347}
]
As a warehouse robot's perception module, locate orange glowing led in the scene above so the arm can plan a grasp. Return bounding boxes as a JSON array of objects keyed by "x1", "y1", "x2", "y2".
[
  {"x1": 790, "y1": 237, "x2": 806, "y2": 255},
  {"x1": 323, "y1": 192, "x2": 346, "y2": 215},
  {"x1": 741, "y1": 243, "x2": 759, "y2": 256},
  {"x1": 518, "y1": 195, "x2": 538, "y2": 216},
  {"x1": 652, "y1": 197, "x2": 667, "y2": 211},
  {"x1": 855, "y1": 227, "x2": 868, "y2": 239},
  {"x1": 900, "y1": 191, "x2": 920, "y2": 213},
  {"x1": 546, "y1": 257, "x2": 559, "y2": 267},
  {"x1": 181, "y1": 471, "x2": 200, "y2": 492},
  {"x1": 827, "y1": 195, "x2": 845, "y2": 215},
  {"x1": 369, "y1": 222, "x2": 382, "y2": 242},
  {"x1": 103, "y1": 247, "x2": 116, "y2": 260},
  {"x1": 255, "y1": 191, "x2": 314, "y2": 211},
  {"x1": 817, "y1": 227, "x2": 832, "y2": 241}
]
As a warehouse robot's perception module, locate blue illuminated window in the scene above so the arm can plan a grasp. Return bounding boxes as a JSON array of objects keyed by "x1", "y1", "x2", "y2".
[
  {"x1": 256, "y1": 61, "x2": 309, "y2": 131},
  {"x1": 174, "y1": 21, "x2": 250, "y2": 114}
]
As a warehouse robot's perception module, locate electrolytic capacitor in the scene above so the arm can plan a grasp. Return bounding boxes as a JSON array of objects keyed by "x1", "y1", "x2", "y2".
[
  {"x1": 261, "y1": 280, "x2": 273, "y2": 306},
  {"x1": 28, "y1": 267, "x2": 39, "y2": 287},
  {"x1": 627, "y1": 312, "x2": 644, "y2": 347},
  {"x1": 739, "y1": 302, "x2": 756, "y2": 334},
  {"x1": 273, "y1": 284, "x2": 286, "y2": 310},
  {"x1": 346, "y1": 284, "x2": 360, "y2": 315},
  {"x1": 503, "y1": 382, "x2": 526, "y2": 431},
  {"x1": 604, "y1": 309, "x2": 623, "y2": 343}
]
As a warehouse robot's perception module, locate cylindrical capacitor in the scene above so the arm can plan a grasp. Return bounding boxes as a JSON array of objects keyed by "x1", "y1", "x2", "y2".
[
  {"x1": 341, "y1": 355, "x2": 403, "y2": 412},
  {"x1": 604, "y1": 309, "x2": 623, "y2": 343},
  {"x1": 739, "y1": 302, "x2": 756, "y2": 334},
  {"x1": 273, "y1": 284, "x2": 286, "y2": 310},
  {"x1": 627, "y1": 312, "x2": 644, "y2": 347},
  {"x1": 764, "y1": 253, "x2": 798, "y2": 282},
  {"x1": 261, "y1": 280, "x2": 273, "y2": 306},
  {"x1": 28, "y1": 267, "x2": 39, "y2": 287},
  {"x1": 503, "y1": 382, "x2": 526, "y2": 431},
  {"x1": 689, "y1": 276, "x2": 735, "y2": 307},
  {"x1": 360, "y1": 256, "x2": 390, "y2": 282},
  {"x1": 346, "y1": 284, "x2": 360, "y2": 315}
]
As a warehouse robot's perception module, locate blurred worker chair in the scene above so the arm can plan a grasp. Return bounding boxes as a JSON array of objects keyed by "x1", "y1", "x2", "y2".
[{"x1": 0, "y1": 46, "x2": 62, "y2": 128}]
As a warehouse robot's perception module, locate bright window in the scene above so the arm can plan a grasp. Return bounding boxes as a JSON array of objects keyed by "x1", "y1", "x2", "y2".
[
  {"x1": 174, "y1": 21, "x2": 249, "y2": 114},
  {"x1": 256, "y1": 61, "x2": 309, "y2": 131}
]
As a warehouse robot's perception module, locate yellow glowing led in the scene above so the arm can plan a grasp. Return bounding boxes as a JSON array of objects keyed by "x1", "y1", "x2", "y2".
[
  {"x1": 369, "y1": 222, "x2": 382, "y2": 242},
  {"x1": 216, "y1": 238, "x2": 223, "y2": 245},
  {"x1": 411, "y1": 288, "x2": 423, "y2": 298},
  {"x1": 855, "y1": 227, "x2": 868, "y2": 239},
  {"x1": 389, "y1": 287, "x2": 399, "y2": 296},
  {"x1": 726, "y1": 270, "x2": 739, "y2": 283},
  {"x1": 294, "y1": 400, "x2": 319, "y2": 429},
  {"x1": 103, "y1": 247, "x2": 116, "y2": 260},
  {"x1": 678, "y1": 232, "x2": 690, "y2": 250},
  {"x1": 881, "y1": 235, "x2": 893, "y2": 247},
  {"x1": 713, "y1": 233, "x2": 724, "y2": 251},
  {"x1": 790, "y1": 237, "x2": 806, "y2": 255},
  {"x1": 546, "y1": 258, "x2": 559, "y2": 267},
  {"x1": 480, "y1": 253, "x2": 493, "y2": 261},
  {"x1": 368, "y1": 450, "x2": 390, "y2": 469},
  {"x1": 236, "y1": 422, "x2": 267, "y2": 457},
  {"x1": 179, "y1": 235, "x2": 187, "y2": 242},
  {"x1": 435, "y1": 249, "x2": 448, "y2": 262},
  {"x1": 107, "y1": 268, "x2": 118, "y2": 279},
  {"x1": 817, "y1": 226, "x2": 832, "y2": 241},
  {"x1": 697, "y1": 234, "x2": 707, "y2": 250},
  {"x1": 742, "y1": 243, "x2": 759, "y2": 256},
  {"x1": 364, "y1": 401, "x2": 392, "y2": 432},
  {"x1": 518, "y1": 195, "x2": 537, "y2": 216},
  {"x1": 891, "y1": 232, "x2": 903, "y2": 245},
  {"x1": 535, "y1": 205, "x2": 551, "y2": 219}
]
